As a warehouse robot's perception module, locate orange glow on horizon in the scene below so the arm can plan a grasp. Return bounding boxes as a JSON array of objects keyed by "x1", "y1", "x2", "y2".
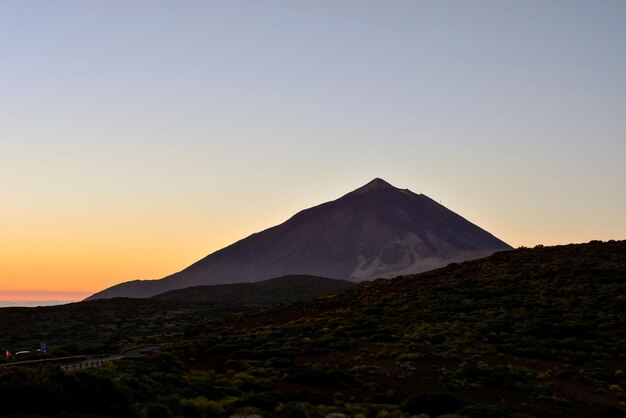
[
  {"x1": 0, "y1": 185, "x2": 309, "y2": 302},
  {"x1": 0, "y1": 236, "x2": 229, "y2": 301},
  {"x1": 0, "y1": 209, "x2": 284, "y2": 301},
  {"x1": 0, "y1": 289, "x2": 90, "y2": 302}
]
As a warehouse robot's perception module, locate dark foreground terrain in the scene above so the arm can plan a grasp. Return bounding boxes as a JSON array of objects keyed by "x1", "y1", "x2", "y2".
[
  {"x1": 1, "y1": 240, "x2": 625, "y2": 417},
  {"x1": 0, "y1": 275, "x2": 353, "y2": 357}
]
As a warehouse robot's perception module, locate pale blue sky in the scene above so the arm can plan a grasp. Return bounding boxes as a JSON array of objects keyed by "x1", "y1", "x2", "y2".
[{"x1": 1, "y1": 1, "x2": 625, "y2": 296}]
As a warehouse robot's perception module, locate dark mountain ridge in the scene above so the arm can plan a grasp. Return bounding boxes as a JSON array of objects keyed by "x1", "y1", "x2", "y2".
[
  {"x1": 87, "y1": 178, "x2": 511, "y2": 299},
  {"x1": 150, "y1": 275, "x2": 356, "y2": 305}
]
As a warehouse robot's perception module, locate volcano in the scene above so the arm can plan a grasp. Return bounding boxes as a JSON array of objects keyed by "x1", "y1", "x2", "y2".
[{"x1": 87, "y1": 178, "x2": 511, "y2": 299}]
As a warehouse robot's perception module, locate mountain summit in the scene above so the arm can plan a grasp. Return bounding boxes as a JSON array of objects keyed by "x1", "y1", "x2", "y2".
[
  {"x1": 87, "y1": 179, "x2": 511, "y2": 299},
  {"x1": 348, "y1": 177, "x2": 395, "y2": 194}
]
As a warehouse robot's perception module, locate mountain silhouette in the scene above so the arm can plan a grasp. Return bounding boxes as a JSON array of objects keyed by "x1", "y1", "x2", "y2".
[
  {"x1": 87, "y1": 178, "x2": 511, "y2": 299},
  {"x1": 150, "y1": 275, "x2": 356, "y2": 305}
]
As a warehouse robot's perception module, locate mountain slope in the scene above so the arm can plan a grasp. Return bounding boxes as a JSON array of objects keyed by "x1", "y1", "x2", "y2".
[
  {"x1": 87, "y1": 178, "x2": 511, "y2": 299},
  {"x1": 150, "y1": 275, "x2": 356, "y2": 305}
]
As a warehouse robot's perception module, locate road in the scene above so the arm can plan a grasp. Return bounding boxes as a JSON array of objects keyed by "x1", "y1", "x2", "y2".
[{"x1": 0, "y1": 345, "x2": 161, "y2": 371}]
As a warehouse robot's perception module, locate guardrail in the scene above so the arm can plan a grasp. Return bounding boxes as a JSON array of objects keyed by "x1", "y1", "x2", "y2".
[{"x1": 59, "y1": 357, "x2": 118, "y2": 371}]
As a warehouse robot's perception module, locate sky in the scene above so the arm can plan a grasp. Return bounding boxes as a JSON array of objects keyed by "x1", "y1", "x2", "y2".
[{"x1": 1, "y1": 1, "x2": 625, "y2": 301}]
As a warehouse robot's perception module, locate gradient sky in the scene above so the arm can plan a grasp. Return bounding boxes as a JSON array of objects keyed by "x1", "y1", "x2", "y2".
[{"x1": 1, "y1": 1, "x2": 625, "y2": 301}]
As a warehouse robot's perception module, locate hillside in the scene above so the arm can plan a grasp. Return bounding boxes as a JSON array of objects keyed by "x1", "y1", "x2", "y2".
[
  {"x1": 174, "y1": 240, "x2": 626, "y2": 418},
  {"x1": 151, "y1": 275, "x2": 356, "y2": 305},
  {"x1": 88, "y1": 178, "x2": 511, "y2": 299},
  {"x1": 0, "y1": 298, "x2": 227, "y2": 356},
  {"x1": 0, "y1": 277, "x2": 352, "y2": 360},
  {"x1": 3, "y1": 240, "x2": 624, "y2": 417}
]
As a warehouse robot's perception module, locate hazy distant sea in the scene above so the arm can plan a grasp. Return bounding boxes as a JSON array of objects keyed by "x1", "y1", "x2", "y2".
[{"x1": 0, "y1": 300, "x2": 75, "y2": 308}]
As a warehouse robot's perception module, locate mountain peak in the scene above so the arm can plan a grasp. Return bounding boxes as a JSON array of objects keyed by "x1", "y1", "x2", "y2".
[
  {"x1": 87, "y1": 178, "x2": 512, "y2": 300},
  {"x1": 350, "y1": 178, "x2": 397, "y2": 195}
]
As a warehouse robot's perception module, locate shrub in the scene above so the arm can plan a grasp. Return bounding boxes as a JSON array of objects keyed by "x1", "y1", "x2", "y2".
[
  {"x1": 137, "y1": 403, "x2": 175, "y2": 418},
  {"x1": 275, "y1": 402, "x2": 315, "y2": 418},
  {"x1": 179, "y1": 397, "x2": 221, "y2": 417}
]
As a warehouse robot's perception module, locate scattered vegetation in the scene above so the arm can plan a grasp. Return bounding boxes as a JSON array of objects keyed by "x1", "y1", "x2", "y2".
[
  {"x1": 1, "y1": 240, "x2": 625, "y2": 417},
  {"x1": 0, "y1": 298, "x2": 235, "y2": 356}
]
